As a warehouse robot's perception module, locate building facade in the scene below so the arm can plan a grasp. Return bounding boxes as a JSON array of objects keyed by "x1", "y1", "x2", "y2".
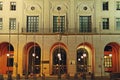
[{"x1": 0, "y1": 0, "x2": 120, "y2": 77}]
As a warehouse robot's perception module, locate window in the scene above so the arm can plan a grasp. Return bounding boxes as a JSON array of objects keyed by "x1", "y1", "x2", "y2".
[
  {"x1": 0, "y1": 18, "x2": 2, "y2": 29},
  {"x1": 0, "y1": 2, "x2": 3, "y2": 10},
  {"x1": 79, "y1": 16, "x2": 92, "y2": 32},
  {"x1": 116, "y1": 18, "x2": 120, "y2": 30},
  {"x1": 77, "y1": 48, "x2": 88, "y2": 72},
  {"x1": 53, "y1": 48, "x2": 67, "y2": 74},
  {"x1": 10, "y1": 2, "x2": 16, "y2": 11},
  {"x1": 102, "y1": 18, "x2": 109, "y2": 29},
  {"x1": 116, "y1": 1, "x2": 120, "y2": 10},
  {"x1": 27, "y1": 16, "x2": 39, "y2": 32},
  {"x1": 9, "y1": 18, "x2": 16, "y2": 30},
  {"x1": 7, "y1": 57, "x2": 14, "y2": 67},
  {"x1": 104, "y1": 46, "x2": 113, "y2": 72},
  {"x1": 103, "y1": 1, "x2": 109, "y2": 10},
  {"x1": 53, "y1": 16, "x2": 65, "y2": 33},
  {"x1": 104, "y1": 54, "x2": 112, "y2": 69}
]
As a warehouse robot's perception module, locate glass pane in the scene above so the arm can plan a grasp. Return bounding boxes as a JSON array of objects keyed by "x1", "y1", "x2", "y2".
[
  {"x1": 27, "y1": 16, "x2": 39, "y2": 32},
  {"x1": 79, "y1": 16, "x2": 91, "y2": 32},
  {"x1": 53, "y1": 16, "x2": 65, "y2": 33}
]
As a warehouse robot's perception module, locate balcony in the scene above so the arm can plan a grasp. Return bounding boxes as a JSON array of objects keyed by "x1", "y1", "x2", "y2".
[{"x1": 21, "y1": 27, "x2": 97, "y2": 35}]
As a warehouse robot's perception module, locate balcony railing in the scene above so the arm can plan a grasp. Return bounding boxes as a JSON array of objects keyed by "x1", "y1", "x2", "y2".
[{"x1": 21, "y1": 27, "x2": 97, "y2": 35}]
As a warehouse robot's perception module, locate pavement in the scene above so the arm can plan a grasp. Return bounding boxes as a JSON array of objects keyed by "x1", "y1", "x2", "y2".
[{"x1": 1, "y1": 76, "x2": 110, "y2": 80}]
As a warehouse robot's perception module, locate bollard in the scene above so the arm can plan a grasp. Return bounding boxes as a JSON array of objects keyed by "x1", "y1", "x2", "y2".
[
  {"x1": 7, "y1": 73, "x2": 12, "y2": 80},
  {"x1": 42, "y1": 73, "x2": 45, "y2": 80},
  {"x1": 74, "y1": 73, "x2": 78, "y2": 80},
  {"x1": 66, "y1": 73, "x2": 70, "y2": 80},
  {"x1": 82, "y1": 73, "x2": 86, "y2": 80},
  {"x1": 24, "y1": 73, "x2": 28, "y2": 79},
  {"x1": 0, "y1": 74, "x2": 4, "y2": 80},
  {"x1": 91, "y1": 73, "x2": 95, "y2": 80},
  {"x1": 33, "y1": 74, "x2": 37, "y2": 80},
  {"x1": 16, "y1": 74, "x2": 20, "y2": 80}
]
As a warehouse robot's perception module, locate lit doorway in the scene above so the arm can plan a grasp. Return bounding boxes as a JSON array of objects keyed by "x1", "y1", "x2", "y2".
[
  {"x1": 77, "y1": 48, "x2": 88, "y2": 73},
  {"x1": 104, "y1": 42, "x2": 120, "y2": 72},
  {"x1": 0, "y1": 42, "x2": 14, "y2": 74},
  {"x1": 52, "y1": 47, "x2": 67, "y2": 75},
  {"x1": 23, "y1": 42, "x2": 41, "y2": 75}
]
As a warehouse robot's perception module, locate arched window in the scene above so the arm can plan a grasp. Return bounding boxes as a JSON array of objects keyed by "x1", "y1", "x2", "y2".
[
  {"x1": 52, "y1": 47, "x2": 67, "y2": 75},
  {"x1": 77, "y1": 48, "x2": 88, "y2": 72}
]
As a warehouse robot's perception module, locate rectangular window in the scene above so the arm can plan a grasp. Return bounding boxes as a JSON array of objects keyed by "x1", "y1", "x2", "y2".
[
  {"x1": 0, "y1": 18, "x2": 2, "y2": 29},
  {"x1": 10, "y1": 2, "x2": 16, "y2": 11},
  {"x1": 27, "y1": 16, "x2": 39, "y2": 32},
  {"x1": 116, "y1": 18, "x2": 120, "y2": 30},
  {"x1": 104, "y1": 55, "x2": 112, "y2": 68},
  {"x1": 103, "y1": 1, "x2": 109, "y2": 10},
  {"x1": 9, "y1": 18, "x2": 16, "y2": 30},
  {"x1": 0, "y1": 2, "x2": 3, "y2": 10},
  {"x1": 53, "y1": 16, "x2": 65, "y2": 33},
  {"x1": 116, "y1": 1, "x2": 120, "y2": 10},
  {"x1": 79, "y1": 16, "x2": 92, "y2": 32},
  {"x1": 7, "y1": 57, "x2": 14, "y2": 67},
  {"x1": 102, "y1": 18, "x2": 109, "y2": 29}
]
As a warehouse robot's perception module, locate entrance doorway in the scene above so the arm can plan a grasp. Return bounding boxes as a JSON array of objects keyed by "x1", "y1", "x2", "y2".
[
  {"x1": 23, "y1": 42, "x2": 41, "y2": 75},
  {"x1": 104, "y1": 42, "x2": 120, "y2": 72},
  {"x1": 0, "y1": 42, "x2": 14, "y2": 74},
  {"x1": 77, "y1": 48, "x2": 88, "y2": 73},
  {"x1": 52, "y1": 47, "x2": 67, "y2": 75}
]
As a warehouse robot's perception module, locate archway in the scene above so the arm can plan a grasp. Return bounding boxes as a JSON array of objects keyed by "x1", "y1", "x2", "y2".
[
  {"x1": 23, "y1": 42, "x2": 41, "y2": 75},
  {"x1": 52, "y1": 47, "x2": 67, "y2": 75},
  {"x1": 104, "y1": 42, "x2": 120, "y2": 72},
  {"x1": 0, "y1": 42, "x2": 14, "y2": 74},
  {"x1": 76, "y1": 42, "x2": 94, "y2": 73},
  {"x1": 50, "y1": 42, "x2": 67, "y2": 75},
  {"x1": 77, "y1": 48, "x2": 88, "y2": 72}
]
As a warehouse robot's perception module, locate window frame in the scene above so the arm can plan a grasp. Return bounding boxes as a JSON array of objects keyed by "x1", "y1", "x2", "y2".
[
  {"x1": 53, "y1": 16, "x2": 65, "y2": 33},
  {"x1": 0, "y1": 1, "x2": 3, "y2": 10},
  {"x1": 102, "y1": 18, "x2": 109, "y2": 30},
  {"x1": 79, "y1": 16, "x2": 92, "y2": 32},
  {"x1": 116, "y1": 1, "x2": 120, "y2": 10},
  {"x1": 102, "y1": 1, "x2": 109, "y2": 11},
  {"x1": 9, "y1": 18, "x2": 16, "y2": 30},
  {"x1": 26, "y1": 16, "x2": 39, "y2": 32},
  {"x1": 0, "y1": 18, "x2": 2, "y2": 30},
  {"x1": 116, "y1": 18, "x2": 120, "y2": 30},
  {"x1": 10, "y1": 2, "x2": 16, "y2": 11}
]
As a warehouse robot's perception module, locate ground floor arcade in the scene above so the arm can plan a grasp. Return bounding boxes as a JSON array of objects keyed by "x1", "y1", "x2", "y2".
[{"x1": 0, "y1": 34, "x2": 120, "y2": 77}]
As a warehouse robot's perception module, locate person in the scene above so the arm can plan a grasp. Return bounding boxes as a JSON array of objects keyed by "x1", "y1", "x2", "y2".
[
  {"x1": 82, "y1": 73, "x2": 86, "y2": 80},
  {"x1": 74, "y1": 73, "x2": 78, "y2": 80},
  {"x1": 91, "y1": 73, "x2": 95, "y2": 80}
]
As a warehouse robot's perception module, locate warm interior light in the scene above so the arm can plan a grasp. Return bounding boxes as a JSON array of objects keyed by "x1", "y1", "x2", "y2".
[
  {"x1": 58, "y1": 53, "x2": 61, "y2": 60},
  {"x1": 83, "y1": 53, "x2": 87, "y2": 57},
  {"x1": 81, "y1": 56, "x2": 83, "y2": 59},
  {"x1": 78, "y1": 58, "x2": 81, "y2": 61},
  {"x1": 109, "y1": 54, "x2": 112, "y2": 57},
  {"x1": 32, "y1": 53, "x2": 35, "y2": 57},
  {"x1": 7, "y1": 53, "x2": 10, "y2": 57}
]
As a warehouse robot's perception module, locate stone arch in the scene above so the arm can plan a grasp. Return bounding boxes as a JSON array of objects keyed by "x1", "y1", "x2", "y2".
[
  {"x1": 76, "y1": 42, "x2": 94, "y2": 73},
  {"x1": 50, "y1": 42, "x2": 68, "y2": 75},
  {"x1": 22, "y1": 42, "x2": 41, "y2": 75},
  {"x1": 104, "y1": 42, "x2": 120, "y2": 72},
  {"x1": 0, "y1": 42, "x2": 14, "y2": 74}
]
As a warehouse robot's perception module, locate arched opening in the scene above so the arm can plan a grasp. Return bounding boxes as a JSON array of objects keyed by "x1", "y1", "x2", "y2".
[
  {"x1": 76, "y1": 42, "x2": 94, "y2": 73},
  {"x1": 104, "y1": 42, "x2": 120, "y2": 73},
  {"x1": 52, "y1": 47, "x2": 67, "y2": 75},
  {"x1": 77, "y1": 48, "x2": 88, "y2": 72},
  {"x1": 0, "y1": 42, "x2": 14, "y2": 74},
  {"x1": 23, "y1": 42, "x2": 41, "y2": 75},
  {"x1": 50, "y1": 42, "x2": 67, "y2": 75}
]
